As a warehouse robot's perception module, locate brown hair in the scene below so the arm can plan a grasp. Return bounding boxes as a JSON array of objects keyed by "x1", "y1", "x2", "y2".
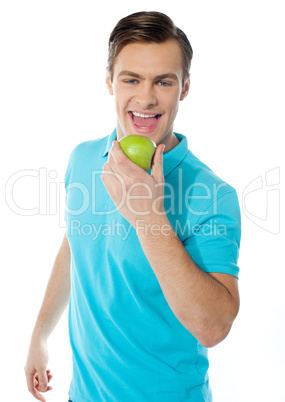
[{"x1": 108, "y1": 11, "x2": 193, "y2": 85}]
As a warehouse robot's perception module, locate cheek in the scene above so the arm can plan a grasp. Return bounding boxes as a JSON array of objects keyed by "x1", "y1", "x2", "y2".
[
  {"x1": 163, "y1": 91, "x2": 180, "y2": 114},
  {"x1": 168, "y1": 98, "x2": 180, "y2": 117},
  {"x1": 114, "y1": 90, "x2": 129, "y2": 111},
  {"x1": 114, "y1": 95, "x2": 123, "y2": 114}
]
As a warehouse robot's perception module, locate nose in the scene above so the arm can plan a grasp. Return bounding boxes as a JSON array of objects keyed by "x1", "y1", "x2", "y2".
[{"x1": 134, "y1": 82, "x2": 158, "y2": 108}]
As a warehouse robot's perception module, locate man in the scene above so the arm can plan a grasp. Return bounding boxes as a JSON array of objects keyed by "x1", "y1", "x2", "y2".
[{"x1": 25, "y1": 11, "x2": 241, "y2": 402}]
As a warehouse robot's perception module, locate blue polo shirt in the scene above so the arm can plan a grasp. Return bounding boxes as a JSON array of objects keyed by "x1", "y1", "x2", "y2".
[{"x1": 64, "y1": 129, "x2": 241, "y2": 401}]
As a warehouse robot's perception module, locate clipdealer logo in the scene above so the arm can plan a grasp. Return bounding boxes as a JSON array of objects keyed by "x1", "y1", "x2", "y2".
[
  {"x1": 242, "y1": 167, "x2": 280, "y2": 235},
  {"x1": 5, "y1": 166, "x2": 281, "y2": 235},
  {"x1": 5, "y1": 167, "x2": 228, "y2": 224},
  {"x1": 5, "y1": 168, "x2": 66, "y2": 227}
]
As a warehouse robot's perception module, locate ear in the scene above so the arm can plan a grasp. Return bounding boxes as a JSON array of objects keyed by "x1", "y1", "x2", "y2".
[
  {"x1": 180, "y1": 78, "x2": 190, "y2": 101},
  {"x1": 105, "y1": 67, "x2": 114, "y2": 95}
]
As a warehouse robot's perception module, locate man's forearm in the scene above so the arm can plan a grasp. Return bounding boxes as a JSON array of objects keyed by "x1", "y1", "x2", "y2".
[
  {"x1": 137, "y1": 217, "x2": 238, "y2": 348},
  {"x1": 32, "y1": 233, "x2": 71, "y2": 342}
]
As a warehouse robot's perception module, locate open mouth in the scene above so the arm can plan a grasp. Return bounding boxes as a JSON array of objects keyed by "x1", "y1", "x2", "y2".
[{"x1": 128, "y1": 111, "x2": 162, "y2": 134}]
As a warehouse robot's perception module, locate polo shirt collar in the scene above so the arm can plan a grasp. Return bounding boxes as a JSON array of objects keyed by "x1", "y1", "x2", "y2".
[
  {"x1": 102, "y1": 129, "x2": 189, "y2": 178},
  {"x1": 163, "y1": 132, "x2": 189, "y2": 177},
  {"x1": 102, "y1": 128, "x2": 117, "y2": 158}
]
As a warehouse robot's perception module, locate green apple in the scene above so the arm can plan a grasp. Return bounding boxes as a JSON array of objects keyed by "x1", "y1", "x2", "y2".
[{"x1": 119, "y1": 135, "x2": 156, "y2": 171}]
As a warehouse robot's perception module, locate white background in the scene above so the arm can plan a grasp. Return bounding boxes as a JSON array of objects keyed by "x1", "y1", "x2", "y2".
[{"x1": 1, "y1": 1, "x2": 284, "y2": 401}]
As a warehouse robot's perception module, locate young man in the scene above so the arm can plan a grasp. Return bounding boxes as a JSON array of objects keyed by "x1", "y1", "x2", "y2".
[{"x1": 25, "y1": 11, "x2": 241, "y2": 402}]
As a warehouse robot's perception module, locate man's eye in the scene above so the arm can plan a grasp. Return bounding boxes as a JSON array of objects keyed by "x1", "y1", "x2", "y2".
[
  {"x1": 158, "y1": 81, "x2": 171, "y2": 86},
  {"x1": 125, "y1": 79, "x2": 138, "y2": 84}
]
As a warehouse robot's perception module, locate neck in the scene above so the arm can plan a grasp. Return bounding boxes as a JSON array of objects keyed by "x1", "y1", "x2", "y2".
[{"x1": 163, "y1": 133, "x2": 180, "y2": 153}]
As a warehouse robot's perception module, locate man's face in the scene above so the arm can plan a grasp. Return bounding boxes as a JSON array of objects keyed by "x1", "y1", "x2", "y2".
[{"x1": 106, "y1": 40, "x2": 190, "y2": 152}]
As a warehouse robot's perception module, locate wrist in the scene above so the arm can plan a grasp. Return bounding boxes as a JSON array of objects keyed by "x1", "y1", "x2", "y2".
[
  {"x1": 31, "y1": 327, "x2": 49, "y2": 344},
  {"x1": 135, "y1": 214, "x2": 173, "y2": 240}
]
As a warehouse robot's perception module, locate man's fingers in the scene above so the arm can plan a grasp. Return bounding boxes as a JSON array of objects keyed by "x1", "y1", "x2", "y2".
[
  {"x1": 26, "y1": 370, "x2": 37, "y2": 394},
  {"x1": 47, "y1": 370, "x2": 53, "y2": 382},
  {"x1": 37, "y1": 369, "x2": 53, "y2": 390},
  {"x1": 151, "y1": 144, "x2": 165, "y2": 182},
  {"x1": 37, "y1": 368, "x2": 48, "y2": 392},
  {"x1": 101, "y1": 162, "x2": 116, "y2": 188},
  {"x1": 110, "y1": 141, "x2": 144, "y2": 178},
  {"x1": 26, "y1": 371, "x2": 46, "y2": 402},
  {"x1": 36, "y1": 384, "x2": 53, "y2": 392}
]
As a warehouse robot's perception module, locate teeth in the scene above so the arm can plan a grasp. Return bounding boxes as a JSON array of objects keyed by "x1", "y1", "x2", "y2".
[{"x1": 132, "y1": 112, "x2": 157, "y2": 118}]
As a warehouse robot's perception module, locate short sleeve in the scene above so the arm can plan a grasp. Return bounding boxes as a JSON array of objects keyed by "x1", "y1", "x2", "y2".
[{"x1": 183, "y1": 190, "x2": 241, "y2": 279}]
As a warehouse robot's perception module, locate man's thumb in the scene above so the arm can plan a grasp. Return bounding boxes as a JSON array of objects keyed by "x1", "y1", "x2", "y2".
[
  {"x1": 38, "y1": 369, "x2": 48, "y2": 390},
  {"x1": 151, "y1": 144, "x2": 165, "y2": 181}
]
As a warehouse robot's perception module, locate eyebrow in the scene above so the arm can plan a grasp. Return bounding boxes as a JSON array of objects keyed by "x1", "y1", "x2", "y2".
[{"x1": 117, "y1": 71, "x2": 179, "y2": 81}]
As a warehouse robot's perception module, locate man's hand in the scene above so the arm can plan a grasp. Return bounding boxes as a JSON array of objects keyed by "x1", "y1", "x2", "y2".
[
  {"x1": 101, "y1": 140, "x2": 166, "y2": 230},
  {"x1": 24, "y1": 338, "x2": 53, "y2": 401}
]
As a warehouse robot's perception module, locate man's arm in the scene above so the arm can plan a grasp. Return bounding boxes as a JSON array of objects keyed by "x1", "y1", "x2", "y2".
[
  {"x1": 102, "y1": 141, "x2": 240, "y2": 348},
  {"x1": 24, "y1": 232, "x2": 71, "y2": 402},
  {"x1": 137, "y1": 218, "x2": 239, "y2": 348}
]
